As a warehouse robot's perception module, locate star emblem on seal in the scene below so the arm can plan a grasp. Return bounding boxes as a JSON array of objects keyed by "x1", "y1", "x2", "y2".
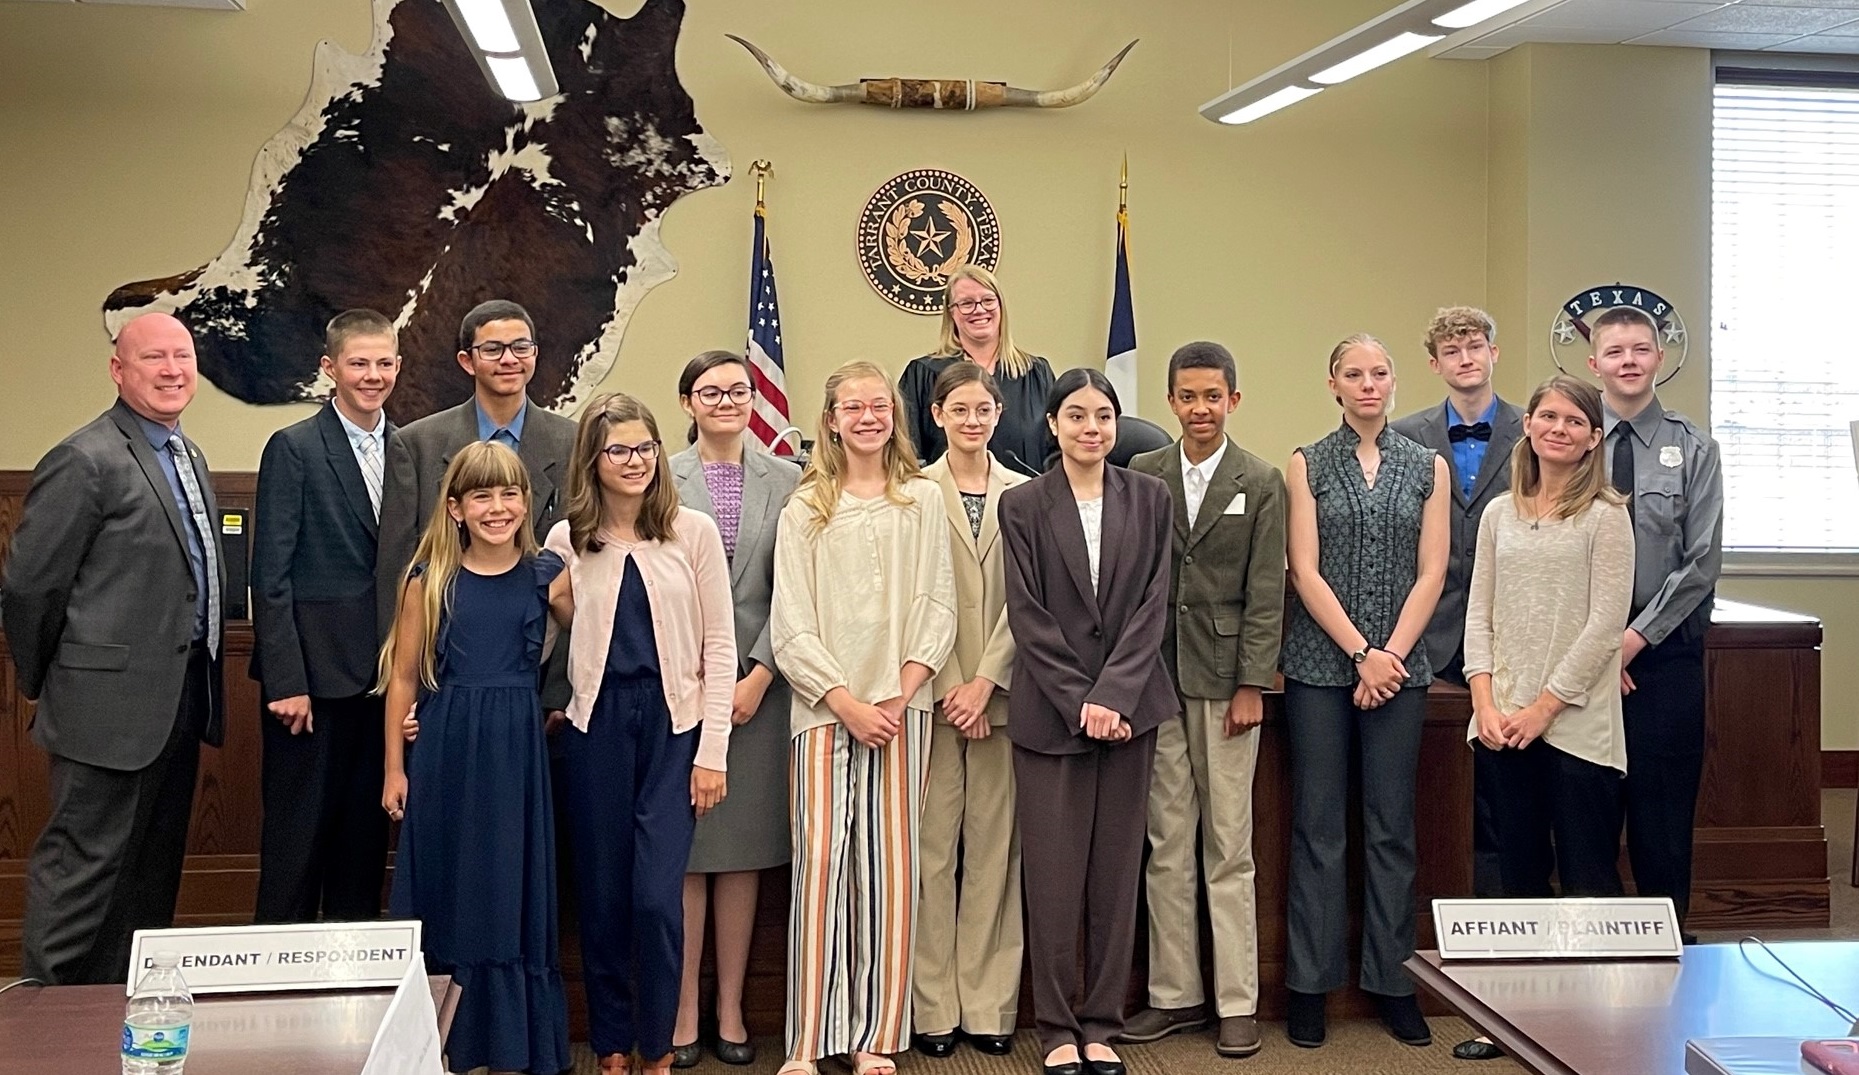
[{"x1": 1547, "y1": 283, "x2": 1690, "y2": 386}]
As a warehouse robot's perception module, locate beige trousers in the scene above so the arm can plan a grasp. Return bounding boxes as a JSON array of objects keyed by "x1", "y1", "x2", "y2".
[
  {"x1": 912, "y1": 721, "x2": 1023, "y2": 1036},
  {"x1": 1143, "y1": 697, "x2": 1261, "y2": 1017}
]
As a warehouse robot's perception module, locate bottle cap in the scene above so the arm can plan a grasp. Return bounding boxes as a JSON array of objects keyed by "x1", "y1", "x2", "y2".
[{"x1": 151, "y1": 951, "x2": 180, "y2": 967}]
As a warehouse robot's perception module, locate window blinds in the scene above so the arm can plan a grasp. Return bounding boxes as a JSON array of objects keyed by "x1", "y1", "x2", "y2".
[{"x1": 1711, "y1": 80, "x2": 1859, "y2": 552}]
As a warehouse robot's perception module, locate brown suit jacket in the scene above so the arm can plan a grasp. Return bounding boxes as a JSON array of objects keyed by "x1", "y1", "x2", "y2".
[
  {"x1": 1129, "y1": 437, "x2": 1288, "y2": 700},
  {"x1": 999, "y1": 465, "x2": 1176, "y2": 755}
]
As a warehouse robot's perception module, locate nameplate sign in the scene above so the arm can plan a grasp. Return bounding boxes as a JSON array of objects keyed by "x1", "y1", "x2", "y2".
[
  {"x1": 127, "y1": 920, "x2": 422, "y2": 995},
  {"x1": 1433, "y1": 897, "x2": 1681, "y2": 960}
]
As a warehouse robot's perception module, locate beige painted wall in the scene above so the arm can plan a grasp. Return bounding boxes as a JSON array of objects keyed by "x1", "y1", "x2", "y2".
[{"x1": 1, "y1": 3, "x2": 1850, "y2": 746}]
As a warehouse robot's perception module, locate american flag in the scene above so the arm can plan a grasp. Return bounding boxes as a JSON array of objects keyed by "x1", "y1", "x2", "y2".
[{"x1": 745, "y1": 201, "x2": 793, "y2": 454}]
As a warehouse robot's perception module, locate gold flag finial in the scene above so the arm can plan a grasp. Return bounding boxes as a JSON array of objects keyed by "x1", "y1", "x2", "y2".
[
  {"x1": 751, "y1": 159, "x2": 773, "y2": 209},
  {"x1": 1118, "y1": 153, "x2": 1129, "y2": 213}
]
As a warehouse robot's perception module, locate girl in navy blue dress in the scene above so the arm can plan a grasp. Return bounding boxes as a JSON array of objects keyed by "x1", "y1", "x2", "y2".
[{"x1": 380, "y1": 441, "x2": 572, "y2": 1075}]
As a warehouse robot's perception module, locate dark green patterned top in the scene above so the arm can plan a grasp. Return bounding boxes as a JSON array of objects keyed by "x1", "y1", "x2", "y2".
[{"x1": 1281, "y1": 421, "x2": 1437, "y2": 689}]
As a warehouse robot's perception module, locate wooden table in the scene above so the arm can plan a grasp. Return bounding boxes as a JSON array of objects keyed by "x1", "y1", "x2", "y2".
[
  {"x1": 1405, "y1": 942, "x2": 1859, "y2": 1075},
  {"x1": 0, "y1": 976, "x2": 457, "y2": 1074}
]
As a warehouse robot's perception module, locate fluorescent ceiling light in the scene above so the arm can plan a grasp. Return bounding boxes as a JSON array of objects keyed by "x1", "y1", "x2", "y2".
[
  {"x1": 1432, "y1": 0, "x2": 1534, "y2": 30},
  {"x1": 1310, "y1": 31, "x2": 1442, "y2": 85},
  {"x1": 453, "y1": 0, "x2": 521, "y2": 54},
  {"x1": 1220, "y1": 85, "x2": 1323, "y2": 125},
  {"x1": 487, "y1": 55, "x2": 543, "y2": 102}
]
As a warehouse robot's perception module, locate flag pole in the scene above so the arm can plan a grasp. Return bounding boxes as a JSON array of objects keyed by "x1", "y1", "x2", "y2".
[{"x1": 751, "y1": 158, "x2": 772, "y2": 211}]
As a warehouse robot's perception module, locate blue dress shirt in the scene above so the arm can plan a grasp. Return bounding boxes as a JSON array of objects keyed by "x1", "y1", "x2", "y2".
[
  {"x1": 475, "y1": 398, "x2": 528, "y2": 451},
  {"x1": 1446, "y1": 396, "x2": 1500, "y2": 500}
]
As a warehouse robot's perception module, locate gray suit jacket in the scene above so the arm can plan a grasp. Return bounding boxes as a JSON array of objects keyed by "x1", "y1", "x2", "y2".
[
  {"x1": 1129, "y1": 438, "x2": 1287, "y2": 700},
  {"x1": 670, "y1": 445, "x2": 801, "y2": 676},
  {"x1": 2, "y1": 399, "x2": 227, "y2": 770},
  {"x1": 374, "y1": 397, "x2": 577, "y2": 638},
  {"x1": 1391, "y1": 398, "x2": 1523, "y2": 675}
]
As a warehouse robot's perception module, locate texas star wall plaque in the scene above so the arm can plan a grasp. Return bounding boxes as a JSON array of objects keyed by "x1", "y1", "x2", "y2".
[{"x1": 856, "y1": 169, "x2": 1001, "y2": 315}]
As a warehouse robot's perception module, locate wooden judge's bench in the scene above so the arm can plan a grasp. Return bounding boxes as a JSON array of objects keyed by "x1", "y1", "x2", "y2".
[{"x1": 0, "y1": 474, "x2": 1830, "y2": 1028}]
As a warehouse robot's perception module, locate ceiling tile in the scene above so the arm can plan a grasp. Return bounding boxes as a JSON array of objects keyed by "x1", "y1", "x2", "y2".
[
  {"x1": 1439, "y1": 44, "x2": 1512, "y2": 59},
  {"x1": 1628, "y1": 27, "x2": 1805, "y2": 45},
  {"x1": 1667, "y1": 4, "x2": 1859, "y2": 31},
  {"x1": 1521, "y1": 1, "x2": 1730, "y2": 33},
  {"x1": 1775, "y1": 31, "x2": 1859, "y2": 48}
]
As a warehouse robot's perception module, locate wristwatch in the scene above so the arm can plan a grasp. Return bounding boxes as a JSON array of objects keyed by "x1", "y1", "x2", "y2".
[{"x1": 1351, "y1": 646, "x2": 1371, "y2": 664}]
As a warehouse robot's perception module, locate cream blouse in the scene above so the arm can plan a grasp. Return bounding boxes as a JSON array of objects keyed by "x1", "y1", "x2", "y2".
[
  {"x1": 771, "y1": 477, "x2": 958, "y2": 739},
  {"x1": 1462, "y1": 494, "x2": 1636, "y2": 773}
]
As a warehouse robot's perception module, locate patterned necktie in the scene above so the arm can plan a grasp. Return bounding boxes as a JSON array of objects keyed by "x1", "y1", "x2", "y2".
[
  {"x1": 167, "y1": 433, "x2": 222, "y2": 658},
  {"x1": 1611, "y1": 424, "x2": 1637, "y2": 528},
  {"x1": 358, "y1": 434, "x2": 383, "y2": 521},
  {"x1": 1185, "y1": 465, "x2": 1207, "y2": 527}
]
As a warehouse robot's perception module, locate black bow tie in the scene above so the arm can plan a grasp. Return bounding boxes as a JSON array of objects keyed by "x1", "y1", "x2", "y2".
[{"x1": 1449, "y1": 421, "x2": 1492, "y2": 443}]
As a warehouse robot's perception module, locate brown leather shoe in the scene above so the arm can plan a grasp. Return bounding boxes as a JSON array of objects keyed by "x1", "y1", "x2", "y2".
[
  {"x1": 1217, "y1": 1016, "x2": 1262, "y2": 1058},
  {"x1": 1116, "y1": 1004, "x2": 1208, "y2": 1043}
]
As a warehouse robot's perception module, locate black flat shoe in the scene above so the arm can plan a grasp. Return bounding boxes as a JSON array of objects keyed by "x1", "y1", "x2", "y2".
[
  {"x1": 713, "y1": 1033, "x2": 755, "y2": 1065},
  {"x1": 1453, "y1": 1038, "x2": 1504, "y2": 1060},
  {"x1": 1042, "y1": 1062, "x2": 1083, "y2": 1075},
  {"x1": 1083, "y1": 1059, "x2": 1126, "y2": 1075},
  {"x1": 670, "y1": 1039, "x2": 702, "y2": 1068},
  {"x1": 914, "y1": 1031, "x2": 958, "y2": 1058},
  {"x1": 966, "y1": 1032, "x2": 1013, "y2": 1056}
]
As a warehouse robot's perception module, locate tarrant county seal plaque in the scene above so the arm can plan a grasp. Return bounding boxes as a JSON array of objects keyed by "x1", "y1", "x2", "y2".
[{"x1": 857, "y1": 169, "x2": 1001, "y2": 315}]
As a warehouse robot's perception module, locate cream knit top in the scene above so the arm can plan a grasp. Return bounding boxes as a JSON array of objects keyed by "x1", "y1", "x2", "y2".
[{"x1": 1462, "y1": 493, "x2": 1636, "y2": 773}]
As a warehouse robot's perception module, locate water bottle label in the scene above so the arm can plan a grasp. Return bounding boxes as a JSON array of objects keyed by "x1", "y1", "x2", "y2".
[{"x1": 122, "y1": 1022, "x2": 189, "y2": 1060}]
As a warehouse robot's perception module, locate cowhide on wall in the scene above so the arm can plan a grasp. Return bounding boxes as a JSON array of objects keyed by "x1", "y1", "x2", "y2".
[{"x1": 102, "y1": 0, "x2": 728, "y2": 424}]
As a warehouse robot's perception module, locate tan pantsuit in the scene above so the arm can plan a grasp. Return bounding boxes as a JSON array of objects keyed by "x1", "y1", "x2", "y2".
[
  {"x1": 1144, "y1": 697, "x2": 1261, "y2": 1016},
  {"x1": 914, "y1": 723, "x2": 1022, "y2": 1035},
  {"x1": 913, "y1": 454, "x2": 1028, "y2": 1037}
]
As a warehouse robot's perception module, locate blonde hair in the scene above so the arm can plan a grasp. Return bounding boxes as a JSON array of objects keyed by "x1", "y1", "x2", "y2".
[
  {"x1": 376, "y1": 441, "x2": 537, "y2": 692},
  {"x1": 1327, "y1": 333, "x2": 1392, "y2": 375},
  {"x1": 1510, "y1": 375, "x2": 1627, "y2": 521},
  {"x1": 932, "y1": 264, "x2": 1033, "y2": 378},
  {"x1": 1423, "y1": 306, "x2": 1497, "y2": 357},
  {"x1": 565, "y1": 392, "x2": 681, "y2": 553},
  {"x1": 796, "y1": 361, "x2": 921, "y2": 530}
]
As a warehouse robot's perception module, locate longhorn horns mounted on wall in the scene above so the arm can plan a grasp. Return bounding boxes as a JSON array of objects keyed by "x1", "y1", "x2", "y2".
[{"x1": 727, "y1": 35, "x2": 1138, "y2": 110}]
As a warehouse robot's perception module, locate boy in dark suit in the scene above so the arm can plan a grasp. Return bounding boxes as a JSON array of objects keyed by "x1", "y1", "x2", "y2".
[
  {"x1": 251, "y1": 309, "x2": 400, "y2": 922},
  {"x1": 1122, "y1": 342, "x2": 1286, "y2": 1059}
]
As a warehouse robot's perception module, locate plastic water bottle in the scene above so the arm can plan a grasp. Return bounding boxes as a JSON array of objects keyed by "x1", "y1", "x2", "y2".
[{"x1": 122, "y1": 951, "x2": 192, "y2": 1074}]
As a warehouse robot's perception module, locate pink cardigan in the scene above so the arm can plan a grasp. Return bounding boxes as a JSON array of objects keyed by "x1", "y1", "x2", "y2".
[{"x1": 544, "y1": 511, "x2": 736, "y2": 772}]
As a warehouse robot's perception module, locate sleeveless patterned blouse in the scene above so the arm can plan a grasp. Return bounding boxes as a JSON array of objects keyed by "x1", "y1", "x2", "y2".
[{"x1": 1280, "y1": 421, "x2": 1437, "y2": 689}]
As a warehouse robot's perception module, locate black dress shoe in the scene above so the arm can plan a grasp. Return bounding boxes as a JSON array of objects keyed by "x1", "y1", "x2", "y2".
[
  {"x1": 1372, "y1": 992, "x2": 1432, "y2": 1047},
  {"x1": 966, "y1": 1032, "x2": 1013, "y2": 1056},
  {"x1": 670, "y1": 1039, "x2": 702, "y2": 1068},
  {"x1": 914, "y1": 1031, "x2": 958, "y2": 1058},
  {"x1": 1043, "y1": 1062, "x2": 1083, "y2": 1075},
  {"x1": 713, "y1": 1033, "x2": 755, "y2": 1065},
  {"x1": 1454, "y1": 1038, "x2": 1505, "y2": 1060},
  {"x1": 1286, "y1": 989, "x2": 1327, "y2": 1048},
  {"x1": 1083, "y1": 1057, "x2": 1126, "y2": 1075}
]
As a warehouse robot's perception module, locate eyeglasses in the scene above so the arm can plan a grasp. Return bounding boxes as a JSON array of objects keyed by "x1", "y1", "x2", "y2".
[
  {"x1": 694, "y1": 384, "x2": 755, "y2": 406},
  {"x1": 469, "y1": 338, "x2": 539, "y2": 360},
  {"x1": 941, "y1": 404, "x2": 997, "y2": 424},
  {"x1": 835, "y1": 400, "x2": 894, "y2": 419},
  {"x1": 950, "y1": 297, "x2": 999, "y2": 315},
  {"x1": 599, "y1": 440, "x2": 661, "y2": 465}
]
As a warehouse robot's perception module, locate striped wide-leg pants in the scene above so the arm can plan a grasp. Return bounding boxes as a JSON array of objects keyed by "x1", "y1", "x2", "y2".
[{"x1": 784, "y1": 709, "x2": 930, "y2": 1062}]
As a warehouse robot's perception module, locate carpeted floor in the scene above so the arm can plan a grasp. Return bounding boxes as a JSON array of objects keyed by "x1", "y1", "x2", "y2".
[{"x1": 555, "y1": 1015, "x2": 1517, "y2": 1073}]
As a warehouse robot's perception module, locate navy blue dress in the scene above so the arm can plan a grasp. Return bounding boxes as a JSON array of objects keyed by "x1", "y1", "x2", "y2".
[{"x1": 390, "y1": 553, "x2": 569, "y2": 1075}]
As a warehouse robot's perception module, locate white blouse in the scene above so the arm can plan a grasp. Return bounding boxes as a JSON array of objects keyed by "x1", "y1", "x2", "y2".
[{"x1": 1076, "y1": 496, "x2": 1104, "y2": 592}]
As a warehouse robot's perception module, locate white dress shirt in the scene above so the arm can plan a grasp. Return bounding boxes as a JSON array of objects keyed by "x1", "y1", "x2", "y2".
[{"x1": 1181, "y1": 438, "x2": 1228, "y2": 527}]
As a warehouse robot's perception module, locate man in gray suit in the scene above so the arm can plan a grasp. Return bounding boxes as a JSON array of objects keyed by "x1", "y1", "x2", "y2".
[
  {"x1": 3, "y1": 312, "x2": 227, "y2": 984},
  {"x1": 374, "y1": 300, "x2": 577, "y2": 713},
  {"x1": 1390, "y1": 306, "x2": 1522, "y2": 913}
]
